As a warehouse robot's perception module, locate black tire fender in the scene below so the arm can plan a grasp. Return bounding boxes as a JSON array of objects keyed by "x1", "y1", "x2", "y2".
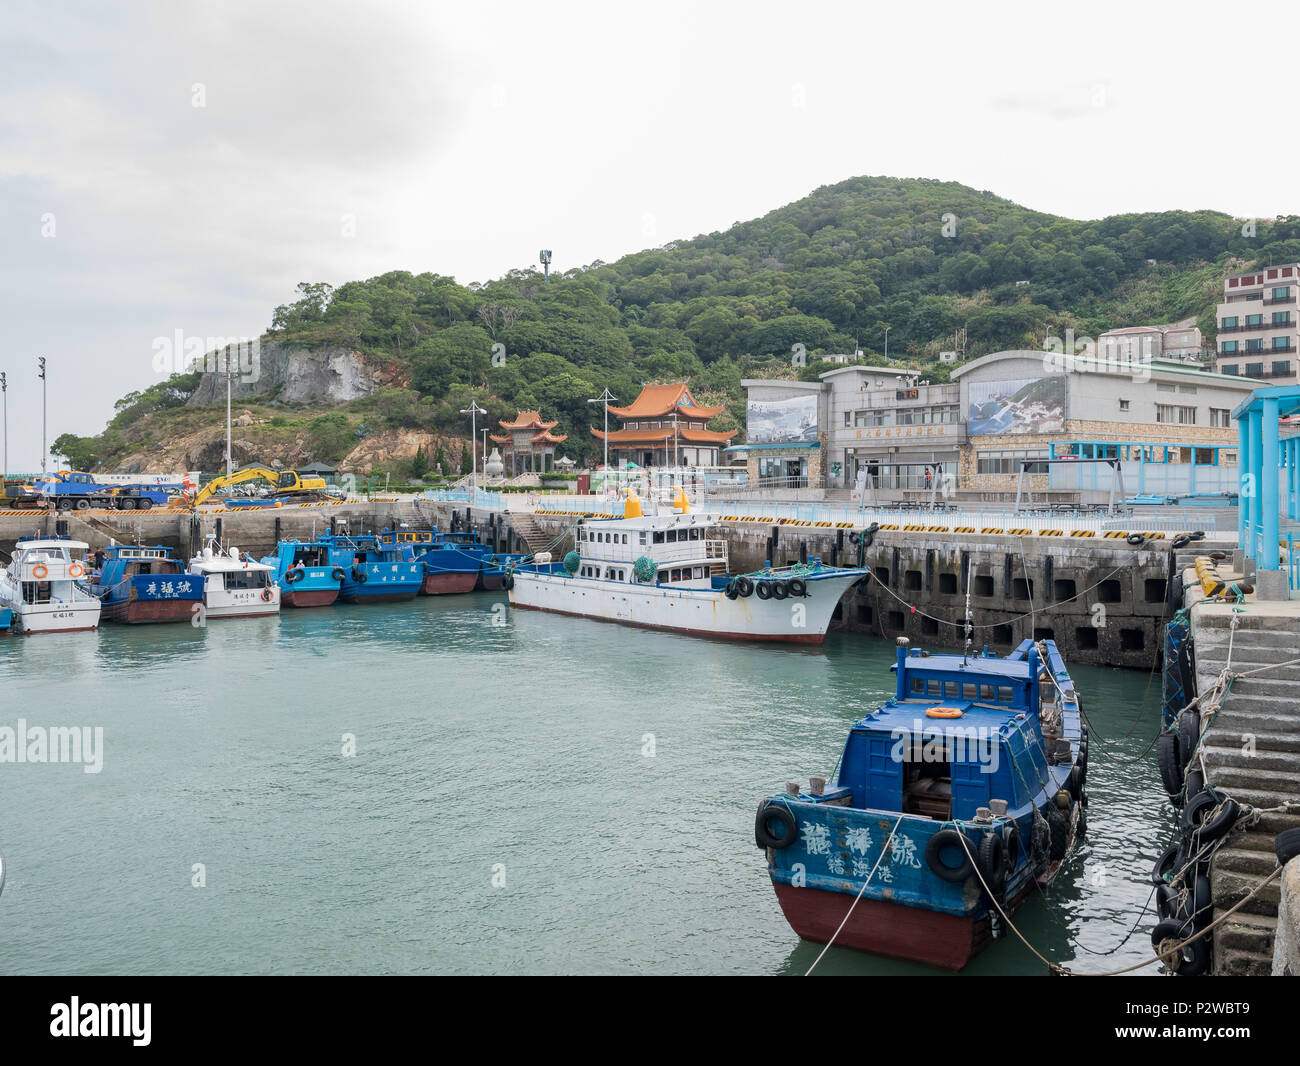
[
  {"x1": 1151, "y1": 842, "x2": 1182, "y2": 885},
  {"x1": 977, "y1": 831, "x2": 1007, "y2": 898},
  {"x1": 925, "y1": 828, "x2": 974, "y2": 882},
  {"x1": 1275, "y1": 827, "x2": 1300, "y2": 865},
  {"x1": 736, "y1": 577, "x2": 754, "y2": 598},
  {"x1": 1157, "y1": 731, "x2": 1183, "y2": 798},
  {"x1": 754, "y1": 801, "x2": 798, "y2": 850},
  {"x1": 351, "y1": 566, "x2": 369, "y2": 584},
  {"x1": 332, "y1": 567, "x2": 346, "y2": 582},
  {"x1": 1191, "y1": 797, "x2": 1241, "y2": 846},
  {"x1": 788, "y1": 578, "x2": 807, "y2": 598},
  {"x1": 502, "y1": 573, "x2": 514, "y2": 591},
  {"x1": 1177, "y1": 710, "x2": 1201, "y2": 769},
  {"x1": 771, "y1": 580, "x2": 789, "y2": 600},
  {"x1": 755, "y1": 580, "x2": 773, "y2": 600},
  {"x1": 1150, "y1": 917, "x2": 1210, "y2": 976},
  {"x1": 1045, "y1": 805, "x2": 1068, "y2": 861}
]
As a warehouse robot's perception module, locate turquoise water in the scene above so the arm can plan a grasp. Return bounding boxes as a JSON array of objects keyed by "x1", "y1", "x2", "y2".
[{"x1": 0, "y1": 596, "x2": 1169, "y2": 975}]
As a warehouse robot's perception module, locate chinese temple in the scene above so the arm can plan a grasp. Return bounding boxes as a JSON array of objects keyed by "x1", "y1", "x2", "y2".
[
  {"x1": 592, "y1": 383, "x2": 736, "y2": 468},
  {"x1": 489, "y1": 410, "x2": 568, "y2": 474}
]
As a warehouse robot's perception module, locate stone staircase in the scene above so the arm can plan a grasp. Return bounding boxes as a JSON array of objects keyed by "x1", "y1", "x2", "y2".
[
  {"x1": 508, "y1": 512, "x2": 555, "y2": 554},
  {"x1": 1193, "y1": 621, "x2": 1300, "y2": 975}
]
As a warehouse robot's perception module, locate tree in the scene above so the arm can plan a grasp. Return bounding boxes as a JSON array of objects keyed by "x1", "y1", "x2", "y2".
[
  {"x1": 409, "y1": 445, "x2": 429, "y2": 480},
  {"x1": 460, "y1": 443, "x2": 472, "y2": 475}
]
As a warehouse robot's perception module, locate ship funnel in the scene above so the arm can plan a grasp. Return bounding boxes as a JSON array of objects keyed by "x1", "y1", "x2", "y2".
[
  {"x1": 671, "y1": 485, "x2": 690, "y2": 514},
  {"x1": 895, "y1": 637, "x2": 910, "y2": 701}
]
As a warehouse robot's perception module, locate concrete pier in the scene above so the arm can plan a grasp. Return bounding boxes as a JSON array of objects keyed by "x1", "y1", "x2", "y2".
[{"x1": 1185, "y1": 565, "x2": 1300, "y2": 975}]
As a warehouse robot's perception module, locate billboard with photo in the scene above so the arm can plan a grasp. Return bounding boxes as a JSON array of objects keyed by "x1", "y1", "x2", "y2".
[
  {"x1": 967, "y1": 376, "x2": 1065, "y2": 435},
  {"x1": 747, "y1": 392, "x2": 819, "y2": 444}
]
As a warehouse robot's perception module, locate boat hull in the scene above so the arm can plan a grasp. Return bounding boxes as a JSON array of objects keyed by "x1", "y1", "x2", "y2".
[
  {"x1": 281, "y1": 587, "x2": 339, "y2": 608},
  {"x1": 772, "y1": 882, "x2": 987, "y2": 971},
  {"x1": 12, "y1": 601, "x2": 101, "y2": 634},
  {"x1": 101, "y1": 598, "x2": 197, "y2": 624},
  {"x1": 507, "y1": 570, "x2": 864, "y2": 644},
  {"x1": 339, "y1": 588, "x2": 420, "y2": 604},
  {"x1": 420, "y1": 571, "x2": 479, "y2": 595}
]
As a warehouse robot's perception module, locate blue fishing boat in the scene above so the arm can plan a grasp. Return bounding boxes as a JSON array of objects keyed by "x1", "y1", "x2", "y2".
[
  {"x1": 260, "y1": 540, "x2": 346, "y2": 608},
  {"x1": 85, "y1": 544, "x2": 204, "y2": 624},
  {"x1": 321, "y1": 534, "x2": 423, "y2": 604},
  {"x1": 0, "y1": 607, "x2": 13, "y2": 634},
  {"x1": 756, "y1": 636, "x2": 1086, "y2": 970},
  {"x1": 376, "y1": 528, "x2": 486, "y2": 595}
]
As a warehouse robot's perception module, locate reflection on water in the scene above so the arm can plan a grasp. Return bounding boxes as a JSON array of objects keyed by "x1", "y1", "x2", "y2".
[{"x1": 0, "y1": 599, "x2": 1166, "y2": 975}]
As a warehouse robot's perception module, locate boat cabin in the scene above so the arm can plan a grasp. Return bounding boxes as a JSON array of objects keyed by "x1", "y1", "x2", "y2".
[
  {"x1": 98, "y1": 545, "x2": 185, "y2": 577},
  {"x1": 574, "y1": 511, "x2": 727, "y2": 587},
  {"x1": 832, "y1": 641, "x2": 1054, "y2": 822}
]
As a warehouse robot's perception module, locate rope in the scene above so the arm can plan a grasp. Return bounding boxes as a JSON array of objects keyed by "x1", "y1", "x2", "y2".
[
  {"x1": 804, "y1": 815, "x2": 904, "y2": 976},
  {"x1": 952, "y1": 825, "x2": 1286, "y2": 975}
]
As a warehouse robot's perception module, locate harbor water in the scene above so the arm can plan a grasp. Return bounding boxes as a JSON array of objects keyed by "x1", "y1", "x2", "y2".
[{"x1": 0, "y1": 595, "x2": 1169, "y2": 975}]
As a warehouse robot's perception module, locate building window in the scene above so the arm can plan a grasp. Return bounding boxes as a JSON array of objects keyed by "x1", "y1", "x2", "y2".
[
  {"x1": 1177, "y1": 385, "x2": 1197, "y2": 394},
  {"x1": 976, "y1": 449, "x2": 1050, "y2": 474},
  {"x1": 1246, "y1": 313, "x2": 1264, "y2": 327},
  {"x1": 844, "y1": 411, "x2": 851, "y2": 426},
  {"x1": 1272, "y1": 312, "x2": 1291, "y2": 326},
  {"x1": 1210, "y1": 408, "x2": 1230, "y2": 427},
  {"x1": 1272, "y1": 337, "x2": 1291, "y2": 349},
  {"x1": 1221, "y1": 341, "x2": 1238, "y2": 353},
  {"x1": 1272, "y1": 361, "x2": 1291, "y2": 377},
  {"x1": 1245, "y1": 339, "x2": 1263, "y2": 352},
  {"x1": 1272, "y1": 287, "x2": 1291, "y2": 300},
  {"x1": 1118, "y1": 399, "x2": 1130, "y2": 411},
  {"x1": 1220, "y1": 364, "x2": 1238, "y2": 375},
  {"x1": 1221, "y1": 316, "x2": 1238, "y2": 329},
  {"x1": 1155, "y1": 404, "x2": 1196, "y2": 425},
  {"x1": 1244, "y1": 363, "x2": 1264, "y2": 378},
  {"x1": 1156, "y1": 383, "x2": 1176, "y2": 393}
]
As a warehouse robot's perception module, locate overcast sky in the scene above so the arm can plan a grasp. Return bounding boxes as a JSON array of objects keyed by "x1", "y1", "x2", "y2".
[{"x1": 1, "y1": 0, "x2": 1294, "y2": 472}]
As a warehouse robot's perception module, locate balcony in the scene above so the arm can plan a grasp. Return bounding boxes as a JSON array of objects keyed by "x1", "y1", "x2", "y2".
[{"x1": 1264, "y1": 296, "x2": 1296, "y2": 306}]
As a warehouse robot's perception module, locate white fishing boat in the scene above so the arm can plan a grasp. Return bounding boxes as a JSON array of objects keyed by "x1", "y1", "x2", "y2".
[
  {"x1": 187, "y1": 543, "x2": 281, "y2": 619},
  {"x1": 507, "y1": 490, "x2": 868, "y2": 644},
  {"x1": 0, "y1": 536, "x2": 102, "y2": 634}
]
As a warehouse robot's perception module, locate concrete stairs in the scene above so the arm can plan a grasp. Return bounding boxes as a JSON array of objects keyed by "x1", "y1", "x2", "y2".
[
  {"x1": 508, "y1": 512, "x2": 556, "y2": 555},
  {"x1": 1193, "y1": 620, "x2": 1300, "y2": 975}
]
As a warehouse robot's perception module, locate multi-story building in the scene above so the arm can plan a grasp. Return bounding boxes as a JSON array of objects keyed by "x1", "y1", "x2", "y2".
[
  {"x1": 592, "y1": 382, "x2": 736, "y2": 468},
  {"x1": 739, "y1": 351, "x2": 1263, "y2": 503},
  {"x1": 1094, "y1": 320, "x2": 1205, "y2": 363},
  {"x1": 1216, "y1": 264, "x2": 1300, "y2": 384}
]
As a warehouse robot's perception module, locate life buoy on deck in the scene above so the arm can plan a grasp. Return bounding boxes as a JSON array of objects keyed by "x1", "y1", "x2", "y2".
[
  {"x1": 926, "y1": 706, "x2": 963, "y2": 719},
  {"x1": 68, "y1": 562, "x2": 85, "y2": 578},
  {"x1": 260, "y1": 587, "x2": 274, "y2": 602},
  {"x1": 31, "y1": 563, "x2": 48, "y2": 579}
]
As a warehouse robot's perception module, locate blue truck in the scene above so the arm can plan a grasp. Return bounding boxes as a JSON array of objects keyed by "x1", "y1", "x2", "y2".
[{"x1": 14, "y1": 471, "x2": 173, "y2": 512}]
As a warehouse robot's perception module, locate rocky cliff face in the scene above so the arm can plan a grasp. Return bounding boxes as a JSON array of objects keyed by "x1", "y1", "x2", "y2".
[{"x1": 186, "y1": 340, "x2": 404, "y2": 406}]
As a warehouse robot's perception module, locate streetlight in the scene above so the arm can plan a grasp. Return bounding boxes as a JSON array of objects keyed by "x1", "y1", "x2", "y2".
[
  {"x1": 1, "y1": 372, "x2": 7, "y2": 480},
  {"x1": 37, "y1": 357, "x2": 46, "y2": 473},
  {"x1": 224, "y1": 345, "x2": 237, "y2": 477},
  {"x1": 460, "y1": 399, "x2": 486, "y2": 499},
  {"x1": 588, "y1": 388, "x2": 618, "y2": 493},
  {"x1": 883, "y1": 326, "x2": 891, "y2": 363}
]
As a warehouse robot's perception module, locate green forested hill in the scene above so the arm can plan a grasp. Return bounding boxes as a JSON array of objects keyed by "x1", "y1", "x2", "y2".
[{"x1": 63, "y1": 176, "x2": 1300, "y2": 474}]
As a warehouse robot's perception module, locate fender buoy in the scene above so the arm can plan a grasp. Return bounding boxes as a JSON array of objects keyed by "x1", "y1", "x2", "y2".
[
  {"x1": 724, "y1": 580, "x2": 739, "y2": 600},
  {"x1": 1177, "y1": 710, "x2": 1200, "y2": 769},
  {"x1": 1126, "y1": 533, "x2": 1145, "y2": 546},
  {"x1": 788, "y1": 578, "x2": 807, "y2": 598},
  {"x1": 771, "y1": 580, "x2": 789, "y2": 600},
  {"x1": 1187, "y1": 795, "x2": 1240, "y2": 846},
  {"x1": 735, "y1": 576, "x2": 755, "y2": 598},
  {"x1": 31, "y1": 563, "x2": 48, "y2": 579},
  {"x1": 977, "y1": 831, "x2": 1007, "y2": 898},
  {"x1": 502, "y1": 573, "x2": 514, "y2": 591},
  {"x1": 1157, "y1": 731, "x2": 1183, "y2": 798},
  {"x1": 332, "y1": 567, "x2": 346, "y2": 582},
  {"x1": 1150, "y1": 917, "x2": 1209, "y2": 976},
  {"x1": 1002, "y1": 823, "x2": 1021, "y2": 869},
  {"x1": 925, "y1": 829, "x2": 973, "y2": 882},
  {"x1": 1151, "y1": 842, "x2": 1182, "y2": 885},
  {"x1": 754, "y1": 801, "x2": 798, "y2": 850},
  {"x1": 755, "y1": 580, "x2": 773, "y2": 600},
  {"x1": 68, "y1": 562, "x2": 85, "y2": 578}
]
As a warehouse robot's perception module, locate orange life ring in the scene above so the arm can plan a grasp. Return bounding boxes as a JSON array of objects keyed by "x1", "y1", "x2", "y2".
[
  {"x1": 68, "y1": 562, "x2": 85, "y2": 578},
  {"x1": 926, "y1": 706, "x2": 964, "y2": 719},
  {"x1": 31, "y1": 563, "x2": 48, "y2": 579}
]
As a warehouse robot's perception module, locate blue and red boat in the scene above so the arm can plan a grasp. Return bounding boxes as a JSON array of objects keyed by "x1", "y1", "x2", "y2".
[
  {"x1": 756, "y1": 637, "x2": 1086, "y2": 970},
  {"x1": 376, "y1": 528, "x2": 486, "y2": 595},
  {"x1": 321, "y1": 533, "x2": 423, "y2": 604},
  {"x1": 86, "y1": 544, "x2": 205, "y2": 623},
  {"x1": 260, "y1": 540, "x2": 346, "y2": 608}
]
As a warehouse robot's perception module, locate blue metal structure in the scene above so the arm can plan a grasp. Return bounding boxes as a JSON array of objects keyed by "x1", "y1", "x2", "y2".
[{"x1": 1232, "y1": 385, "x2": 1300, "y2": 571}]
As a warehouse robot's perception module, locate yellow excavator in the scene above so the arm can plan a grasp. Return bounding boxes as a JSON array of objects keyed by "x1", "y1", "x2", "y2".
[{"x1": 181, "y1": 467, "x2": 343, "y2": 509}]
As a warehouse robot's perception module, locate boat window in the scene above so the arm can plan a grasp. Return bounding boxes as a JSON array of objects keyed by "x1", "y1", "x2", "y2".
[
  {"x1": 926, "y1": 679, "x2": 942, "y2": 696},
  {"x1": 657, "y1": 570, "x2": 668, "y2": 583},
  {"x1": 639, "y1": 533, "x2": 647, "y2": 545},
  {"x1": 910, "y1": 677, "x2": 925, "y2": 694},
  {"x1": 225, "y1": 571, "x2": 268, "y2": 590},
  {"x1": 653, "y1": 532, "x2": 665, "y2": 544},
  {"x1": 998, "y1": 686, "x2": 1013, "y2": 702},
  {"x1": 979, "y1": 684, "x2": 996, "y2": 700},
  {"x1": 689, "y1": 528, "x2": 700, "y2": 540}
]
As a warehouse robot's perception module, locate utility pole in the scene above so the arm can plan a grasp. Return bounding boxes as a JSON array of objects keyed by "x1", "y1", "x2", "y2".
[
  {"x1": 460, "y1": 399, "x2": 485, "y2": 500},
  {"x1": 588, "y1": 388, "x2": 618, "y2": 492},
  {"x1": 38, "y1": 357, "x2": 46, "y2": 473},
  {"x1": 225, "y1": 346, "x2": 235, "y2": 477},
  {"x1": 883, "y1": 326, "x2": 891, "y2": 363},
  {"x1": 539, "y1": 249, "x2": 552, "y2": 283},
  {"x1": 1, "y1": 372, "x2": 7, "y2": 480}
]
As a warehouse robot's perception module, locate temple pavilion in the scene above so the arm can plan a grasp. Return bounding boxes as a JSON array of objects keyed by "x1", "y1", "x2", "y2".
[
  {"x1": 489, "y1": 410, "x2": 568, "y2": 474},
  {"x1": 592, "y1": 383, "x2": 736, "y2": 468}
]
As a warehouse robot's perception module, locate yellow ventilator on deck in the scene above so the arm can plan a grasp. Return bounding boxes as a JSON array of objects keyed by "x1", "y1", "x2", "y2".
[
  {"x1": 623, "y1": 492, "x2": 643, "y2": 519},
  {"x1": 671, "y1": 485, "x2": 691, "y2": 514}
]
